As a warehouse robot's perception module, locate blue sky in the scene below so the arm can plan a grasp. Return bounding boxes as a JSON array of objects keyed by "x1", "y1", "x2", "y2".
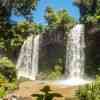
[{"x1": 11, "y1": 0, "x2": 80, "y2": 24}]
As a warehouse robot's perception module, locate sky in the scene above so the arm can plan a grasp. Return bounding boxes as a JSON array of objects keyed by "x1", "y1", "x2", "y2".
[{"x1": 11, "y1": 0, "x2": 80, "y2": 24}]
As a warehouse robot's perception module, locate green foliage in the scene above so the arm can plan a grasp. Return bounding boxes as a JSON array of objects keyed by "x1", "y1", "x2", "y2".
[
  {"x1": 10, "y1": 21, "x2": 34, "y2": 48},
  {"x1": 5, "y1": 82, "x2": 18, "y2": 91},
  {"x1": 0, "y1": 0, "x2": 39, "y2": 18},
  {"x1": 0, "y1": 20, "x2": 46, "y2": 58},
  {"x1": 0, "y1": 0, "x2": 40, "y2": 50},
  {"x1": 32, "y1": 85, "x2": 62, "y2": 100},
  {"x1": 0, "y1": 57, "x2": 16, "y2": 82},
  {"x1": 15, "y1": 0, "x2": 39, "y2": 17},
  {"x1": 45, "y1": 6, "x2": 75, "y2": 31},
  {"x1": 76, "y1": 76, "x2": 100, "y2": 100},
  {"x1": 0, "y1": 81, "x2": 17, "y2": 98},
  {"x1": 0, "y1": 87, "x2": 7, "y2": 98},
  {"x1": 16, "y1": 21, "x2": 45, "y2": 34},
  {"x1": 79, "y1": 0, "x2": 100, "y2": 24},
  {"x1": 0, "y1": 72, "x2": 17, "y2": 98},
  {"x1": 37, "y1": 65, "x2": 63, "y2": 80},
  {"x1": 81, "y1": 15, "x2": 100, "y2": 24},
  {"x1": 0, "y1": 0, "x2": 40, "y2": 57},
  {"x1": 47, "y1": 65, "x2": 63, "y2": 80}
]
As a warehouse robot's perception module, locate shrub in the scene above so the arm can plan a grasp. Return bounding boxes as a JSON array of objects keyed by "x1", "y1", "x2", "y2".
[
  {"x1": 47, "y1": 65, "x2": 62, "y2": 80},
  {"x1": 0, "y1": 57, "x2": 16, "y2": 82},
  {"x1": 37, "y1": 65, "x2": 63, "y2": 80},
  {"x1": 76, "y1": 76, "x2": 100, "y2": 100},
  {"x1": 0, "y1": 87, "x2": 7, "y2": 98},
  {"x1": 0, "y1": 73, "x2": 8, "y2": 87}
]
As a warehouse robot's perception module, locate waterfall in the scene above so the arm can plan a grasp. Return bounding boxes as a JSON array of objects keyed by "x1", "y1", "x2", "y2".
[
  {"x1": 66, "y1": 24, "x2": 85, "y2": 79},
  {"x1": 16, "y1": 34, "x2": 40, "y2": 80},
  {"x1": 54, "y1": 24, "x2": 91, "y2": 85}
]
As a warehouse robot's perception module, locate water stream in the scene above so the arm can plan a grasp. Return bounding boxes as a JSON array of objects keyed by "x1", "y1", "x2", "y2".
[
  {"x1": 66, "y1": 24, "x2": 85, "y2": 79},
  {"x1": 16, "y1": 34, "x2": 40, "y2": 80},
  {"x1": 58, "y1": 24, "x2": 90, "y2": 85}
]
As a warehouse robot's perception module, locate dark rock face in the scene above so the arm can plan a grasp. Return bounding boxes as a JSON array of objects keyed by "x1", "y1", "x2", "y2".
[
  {"x1": 85, "y1": 24, "x2": 100, "y2": 76},
  {"x1": 40, "y1": 29, "x2": 64, "y2": 48},
  {"x1": 39, "y1": 28, "x2": 66, "y2": 73}
]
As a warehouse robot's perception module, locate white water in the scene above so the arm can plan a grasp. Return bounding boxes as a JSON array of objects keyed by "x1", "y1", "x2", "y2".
[
  {"x1": 64, "y1": 24, "x2": 90, "y2": 85},
  {"x1": 16, "y1": 34, "x2": 40, "y2": 80}
]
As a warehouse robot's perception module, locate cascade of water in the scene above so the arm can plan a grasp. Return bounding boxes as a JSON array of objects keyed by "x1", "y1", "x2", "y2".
[
  {"x1": 52, "y1": 24, "x2": 91, "y2": 86},
  {"x1": 16, "y1": 34, "x2": 40, "y2": 80},
  {"x1": 66, "y1": 24, "x2": 85, "y2": 80}
]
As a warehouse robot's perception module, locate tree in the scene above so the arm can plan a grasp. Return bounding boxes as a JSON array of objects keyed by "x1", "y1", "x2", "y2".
[
  {"x1": 0, "y1": 0, "x2": 40, "y2": 33},
  {"x1": 0, "y1": 0, "x2": 40, "y2": 58},
  {"x1": 44, "y1": 6, "x2": 75, "y2": 31},
  {"x1": 74, "y1": 0, "x2": 100, "y2": 23},
  {"x1": 0, "y1": 0, "x2": 39, "y2": 17}
]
